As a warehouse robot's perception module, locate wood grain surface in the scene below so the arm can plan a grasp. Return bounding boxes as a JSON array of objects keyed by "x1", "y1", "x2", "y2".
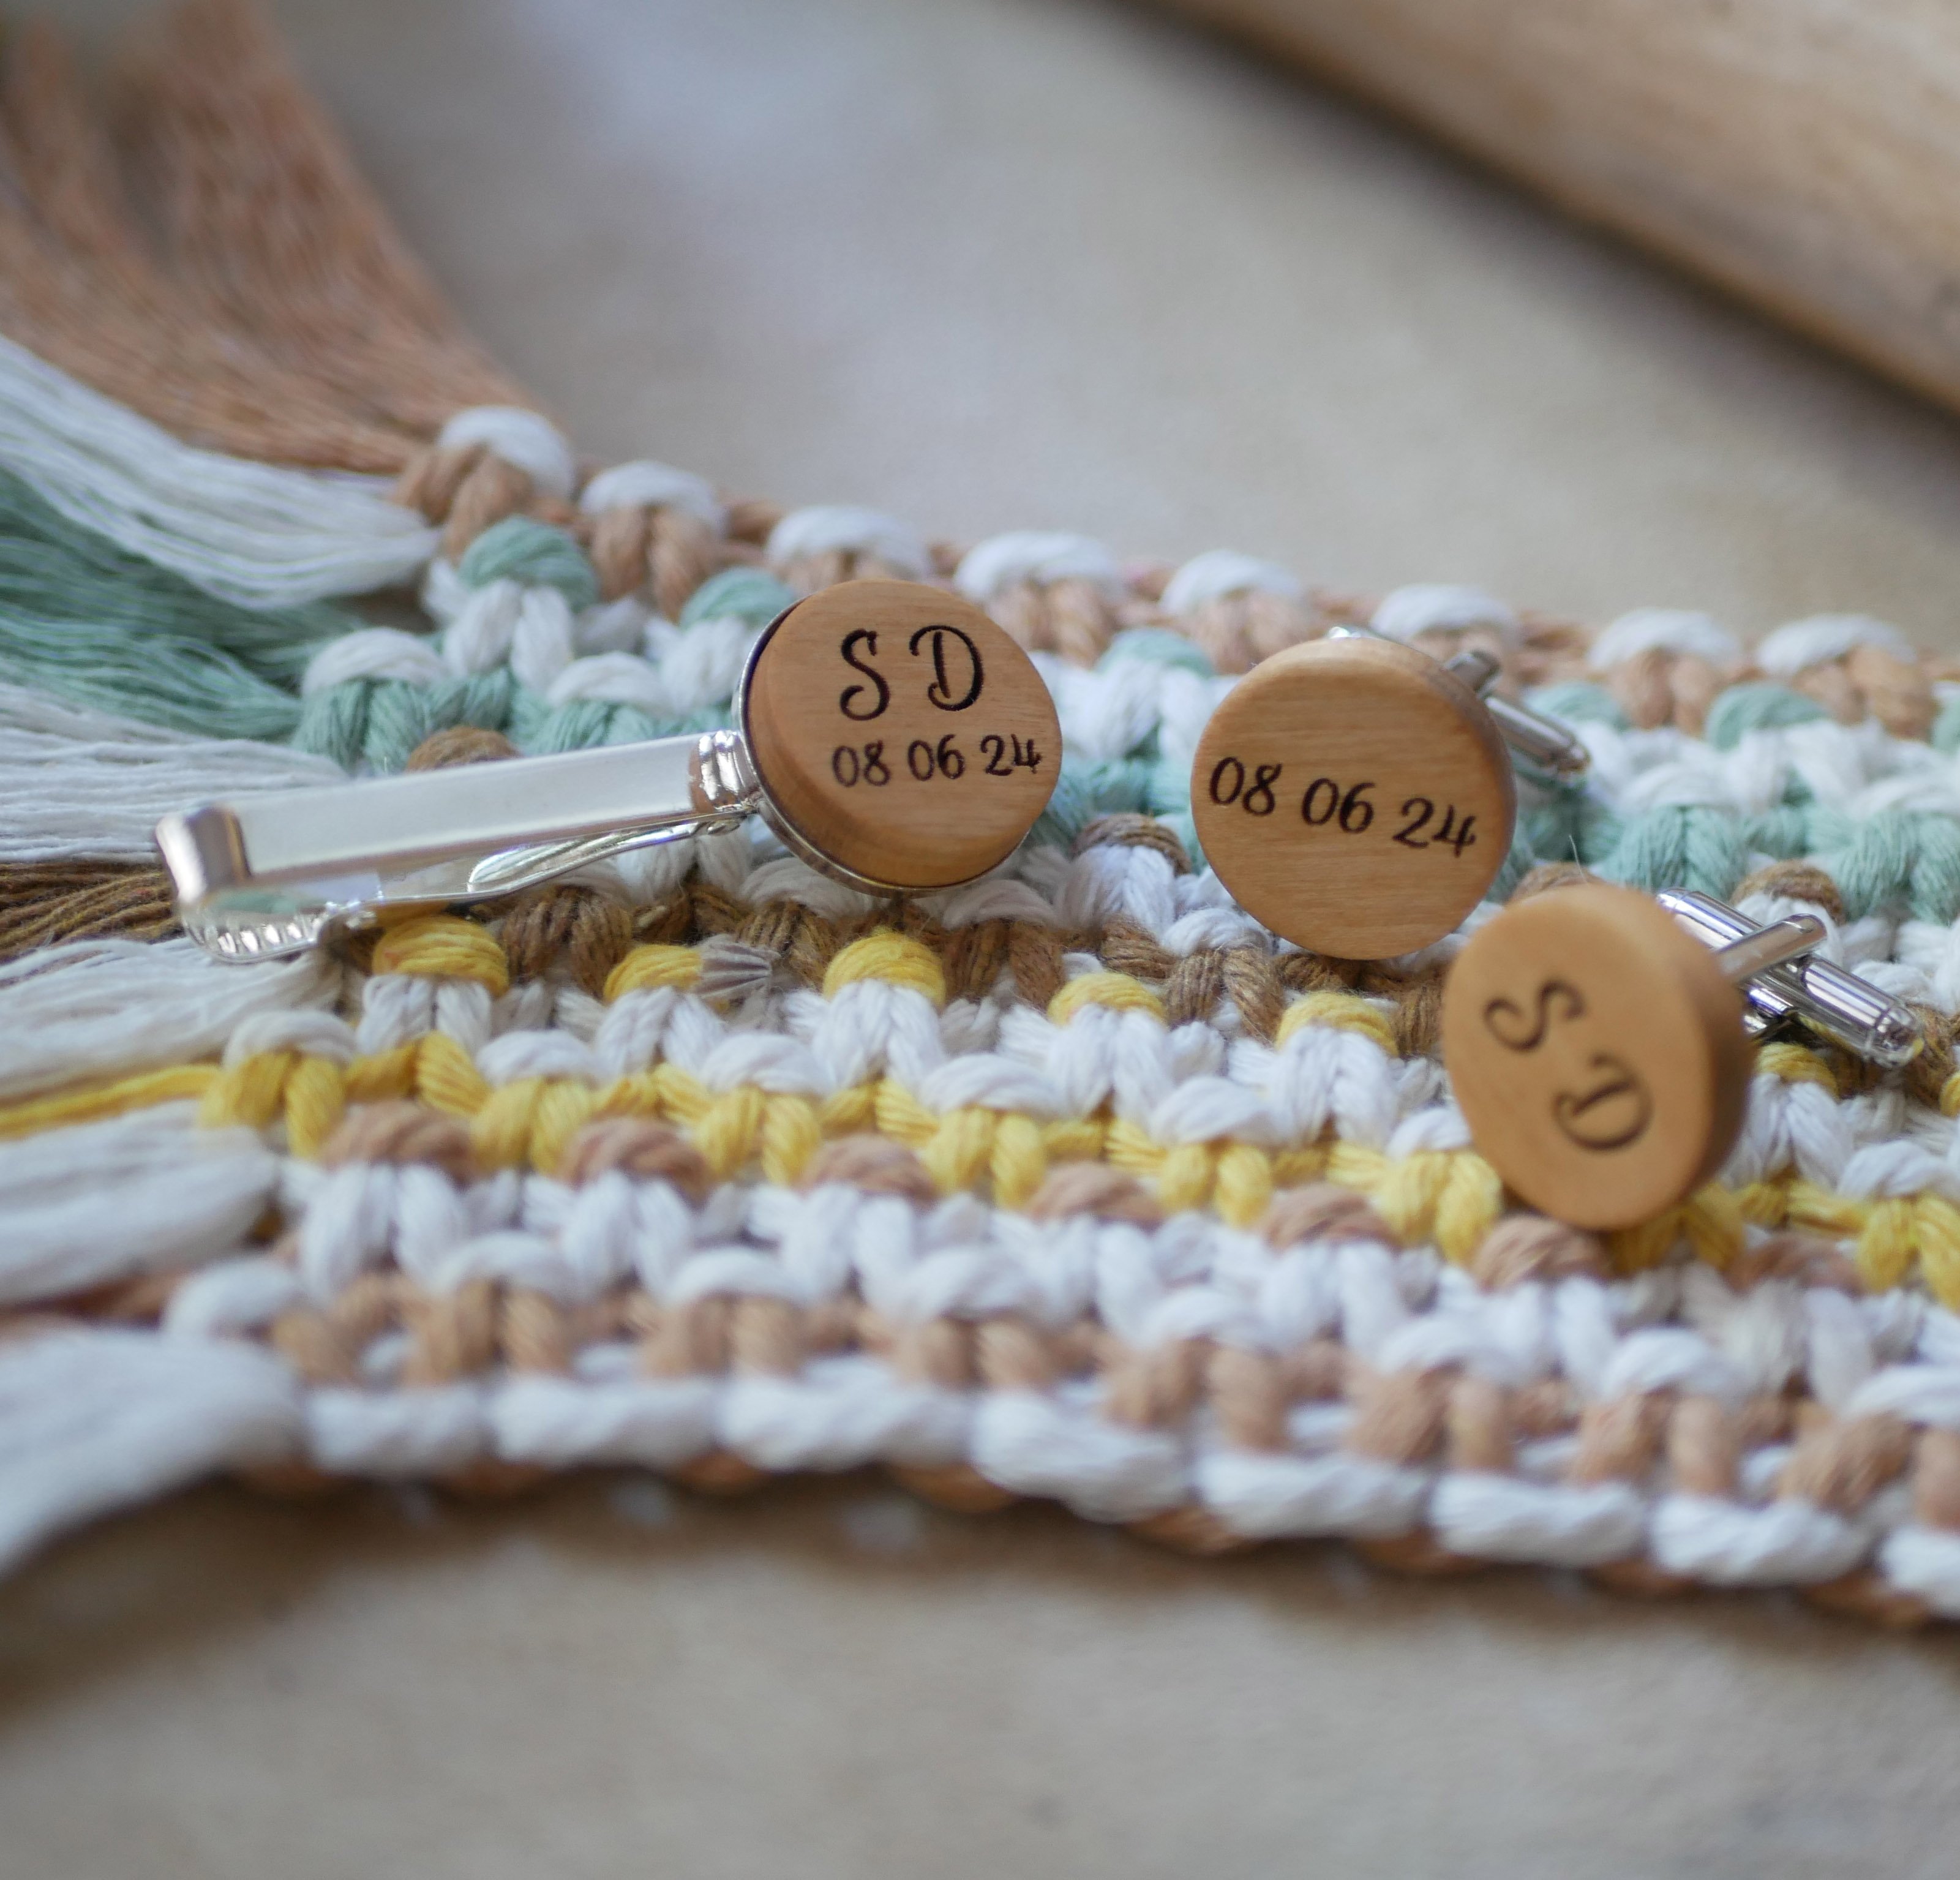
[
  {"x1": 1191, "y1": 636, "x2": 1514, "y2": 958},
  {"x1": 745, "y1": 581, "x2": 1060, "y2": 891},
  {"x1": 1441, "y1": 884, "x2": 1752, "y2": 1227},
  {"x1": 1160, "y1": 0, "x2": 1960, "y2": 414}
]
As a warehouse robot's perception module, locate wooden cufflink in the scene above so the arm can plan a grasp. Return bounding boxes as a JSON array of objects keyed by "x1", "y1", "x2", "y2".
[
  {"x1": 156, "y1": 581, "x2": 1061, "y2": 960},
  {"x1": 1190, "y1": 629, "x2": 1587, "y2": 960},
  {"x1": 1441, "y1": 882, "x2": 1923, "y2": 1228}
]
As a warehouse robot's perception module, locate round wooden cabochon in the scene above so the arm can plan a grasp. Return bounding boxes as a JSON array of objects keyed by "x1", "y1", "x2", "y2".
[
  {"x1": 1440, "y1": 884, "x2": 1753, "y2": 1229},
  {"x1": 1190, "y1": 636, "x2": 1515, "y2": 959},
  {"x1": 743, "y1": 581, "x2": 1061, "y2": 891}
]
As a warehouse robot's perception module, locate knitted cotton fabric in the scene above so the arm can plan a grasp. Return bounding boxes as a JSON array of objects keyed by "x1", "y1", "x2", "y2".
[{"x1": 7, "y1": 0, "x2": 1960, "y2": 1625}]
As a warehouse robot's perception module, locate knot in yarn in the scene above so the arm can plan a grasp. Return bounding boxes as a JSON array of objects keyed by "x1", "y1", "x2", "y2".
[
  {"x1": 1602, "y1": 805, "x2": 1746, "y2": 898},
  {"x1": 1830, "y1": 809, "x2": 1960, "y2": 923},
  {"x1": 1275, "y1": 990, "x2": 1397, "y2": 1053},
  {"x1": 604, "y1": 944, "x2": 704, "y2": 1001},
  {"x1": 1755, "y1": 1042, "x2": 1838, "y2": 1093},
  {"x1": 822, "y1": 933, "x2": 947, "y2": 1007},
  {"x1": 459, "y1": 516, "x2": 599, "y2": 611},
  {"x1": 678, "y1": 566, "x2": 797, "y2": 631},
  {"x1": 1703, "y1": 682, "x2": 1830, "y2": 751},
  {"x1": 1525, "y1": 681, "x2": 1626, "y2": 730},
  {"x1": 1097, "y1": 626, "x2": 1215, "y2": 680},
  {"x1": 1048, "y1": 972, "x2": 1165, "y2": 1025},
  {"x1": 370, "y1": 915, "x2": 511, "y2": 993}
]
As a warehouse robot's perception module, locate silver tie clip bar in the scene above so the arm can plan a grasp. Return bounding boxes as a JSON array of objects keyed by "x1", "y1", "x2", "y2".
[{"x1": 156, "y1": 581, "x2": 1064, "y2": 961}]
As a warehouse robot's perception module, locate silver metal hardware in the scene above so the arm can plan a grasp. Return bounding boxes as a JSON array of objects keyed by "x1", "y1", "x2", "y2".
[
  {"x1": 157, "y1": 731, "x2": 761, "y2": 963},
  {"x1": 1659, "y1": 887, "x2": 1923, "y2": 1068},
  {"x1": 156, "y1": 585, "x2": 1060, "y2": 963}
]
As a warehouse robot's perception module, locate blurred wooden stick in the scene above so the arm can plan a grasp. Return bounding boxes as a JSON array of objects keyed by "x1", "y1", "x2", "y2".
[{"x1": 1164, "y1": 0, "x2": 1960, "y2": 411}]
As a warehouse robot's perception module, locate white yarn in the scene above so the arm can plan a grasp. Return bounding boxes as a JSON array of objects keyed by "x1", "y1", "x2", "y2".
[
  {"x1": 0, "y1": 332, "x2": 435, "y2": 606},
  {"x1": 1587, "y1": 607, "x2": 1742, "y2": 669},
  {"x1": 306, "y1": 1383, "x2": 486, "y2": 1476},
  {"x1": 1878, "y1": 1527, "x2": 1960, "y2": 1616},
  {"x1": 579, "y1": 459, "x2": 727, "y2": 532},
  {"x1": 1196, "y1": 1449, "x2": 1430, "y2": 1538},
  {"x1": 955, "y1": 530, "x2": 1124, "y2": 603},
  {"x1": 1370, "y1": 584, "x2": 1520, "y2": 645},
  {"x1": 435, "y1": 406, "x2": 577, "y2": 500},
  {"x1": 0, "y1": 1112, "x2": 276, "y2": 1305},
  {"x1": 719, "y1": 1360, "x2": 969, "y2": 1471},
  {"x1": 0, "y1": 1329, "x2": 299, "y2": 1577},
  {"x1": 0, "y1": 938, "x2": 341, "y2": 1100},
  {"x1": 490, "y1": 1375, "x2": 718, "y2": 1468},
  {"x1": 1757, "y1": 612, "x2": 1917, "y2": 676},
  {"x1": 0, "y1": 685, "x2": 345, "y2": 860},
  {"x1": 1648, "y1": 1494, "x2": 1868, "y2": 1585},
  {"x1": 971, "y1": 1390, "x2": 1187, "y2": 1521},
  {"x1": 1159, "y1": 549, "x2": 1301, "y2": 613},
  {"x1": 299, "y1": 625, "x2": 449, "y2": 694},
  {"x1": 1428, "y1": 1472, "x2": 1646, "y2": 1566},
  {"x1": 766, "y1": 504, "x2": 930, "y2": 578},
  {"x1": 164, "y1": 1257, "x2": 305, "y2": 1341}
]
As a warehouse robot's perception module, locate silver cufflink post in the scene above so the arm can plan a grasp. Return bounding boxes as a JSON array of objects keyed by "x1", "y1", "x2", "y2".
[{"x1": 1658, "y1": 887, "x2": 1923, "y2": 1068}]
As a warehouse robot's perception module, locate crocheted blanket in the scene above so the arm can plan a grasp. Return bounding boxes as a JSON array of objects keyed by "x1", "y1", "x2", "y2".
[{"x1": 6, "y1": 0, "x2": 1960, "y2": 1626}]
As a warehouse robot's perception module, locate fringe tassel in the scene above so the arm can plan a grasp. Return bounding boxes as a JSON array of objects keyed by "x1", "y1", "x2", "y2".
[
  {"x1": 0, "y1": 1329, "x2": 298, "y2": 1581},
  {"x1": 0, "y1": 935, "x2": 342, "y2": 1101},
  {"x1": 0, "y1": 333, "x2": 437, "y2": 605},
  {"x1": 0, "y1": 1110, "x2": 277, "y2": 1307},
  {"x1": 0, "y1": 861, "x2": 176, "y2": 963},
  {"x1": 0, "y1": 679, "x2": 344, "y2": 862},
  {"x1": 0, "y1": 0, "x2": 557, "y2": 565}
]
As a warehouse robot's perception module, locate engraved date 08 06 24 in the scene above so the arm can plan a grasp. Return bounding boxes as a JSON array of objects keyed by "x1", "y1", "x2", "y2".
[
  {"x1": 832, "y1": 734, "x2": 1042, "y2": 788},
  {"x1": 1207, "y1": 757, "x2": 1477, "y2": 855}
]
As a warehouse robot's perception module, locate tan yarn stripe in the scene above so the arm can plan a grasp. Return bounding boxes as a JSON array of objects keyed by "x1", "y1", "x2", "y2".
[
  {"x1": 0, "y1": 4, "x2": 530, "y2": 474},
  {"x1": 0, "y1": 21, "x2": 416, "y2": 471},
  {"x1": 113, "y1": 0, "x2": 533, "y2": 440},
  {"x1": 0, "y1": 861, "x2": 178, "y2": 961}
]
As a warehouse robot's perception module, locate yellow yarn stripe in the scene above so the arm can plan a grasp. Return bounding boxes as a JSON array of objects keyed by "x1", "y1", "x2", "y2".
[
  {"x1": 369, "y1": 915, "x2": 511, "y2": 994},
  {"x1": 0, "y1": 1063, "x2": 220, "y2": 1141},
  {"x1": 11, "y1": 1042, "x2": 1960, "y2": 1304}
]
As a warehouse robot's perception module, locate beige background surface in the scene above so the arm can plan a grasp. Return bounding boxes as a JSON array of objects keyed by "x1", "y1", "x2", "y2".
[{"x1": 12, "y1": 0, "x2": 1960, "y2": 1873}]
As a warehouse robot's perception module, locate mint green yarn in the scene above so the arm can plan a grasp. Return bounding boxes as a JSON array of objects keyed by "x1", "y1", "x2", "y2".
[
  {"x1": 0, "y1": 469, "x2": 350, "y2": 690},
  {"x1": 457, "y1": 517, "x2": 598, "y2": 610},
  {"x1": 1100, "y1": 628, "x2": 1214, "y2": 680},
  {"x1": 1601, "y1": 805, "x2": 1746, "y2": 897},
  {"x1": 1740, "y1": 807, "x2": 1813, "y2": 859},
  {"x1": 1489, "y1": 825, "x2": 1538, "y2": 903},
  {"x1": 679, "y1": 567, "x2": 794, "y2": 631},
  {"x1": 1526, "y1": 682, "x2": 1626, "y2": 730},
  {"x1": 1522, "y1": 792, "x2": 1606, "y2": 871},
  {"x1": 1932, "y1": 695, "x2": 1960, "y2": 755},
  {"x1": 1827, "y1": 810, "x2": 1960, "y2": 922},
  {"x1": 1143, "y1": 752, "x2": 1193, "y2": 819},
  {"x1": 293, "y1": 669, "x2": 517, "y2": 772},
  {"x1": 532, "y1": 701, "x2": 661, "y2": 754},
  {"x1": 1703, "y1": 683, "x2": 1828, "y2": 751},
  {"x1": 0, "y1": 628, "x2": 302, "y2": 741},
  {"x1": 0, "y1": 465, "x2": 359, "y2": 735},
  {"x1": 1029, "y1": 757, "x2": 1153, "y2": 849}
]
